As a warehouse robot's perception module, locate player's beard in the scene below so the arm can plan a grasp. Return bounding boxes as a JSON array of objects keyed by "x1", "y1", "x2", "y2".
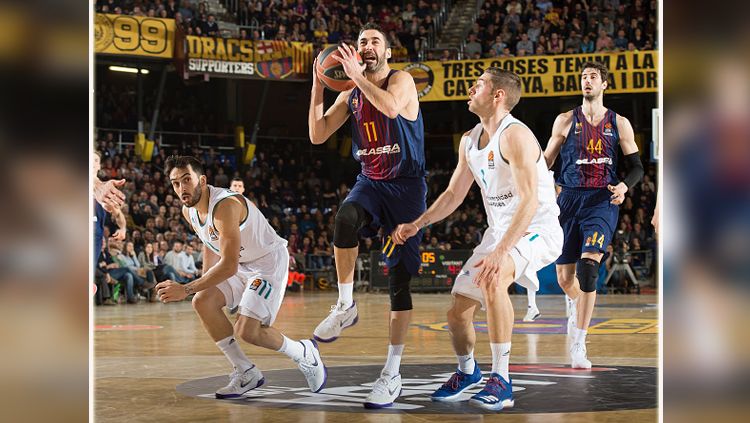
[
  {"x1": 364, "y1": 51, "x2": 386, "y2": 73},
  {"x1": 583, "y1": 86, "x2": 601, "y2": 101},
  {"x1": 181, "y1": 183, "x2": 202, "y2": 207}
]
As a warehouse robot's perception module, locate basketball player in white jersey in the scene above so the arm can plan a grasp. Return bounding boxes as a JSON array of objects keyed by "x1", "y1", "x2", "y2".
[
  {"x1": 155, "y1": 156, "x2": 326, "y2": 398},
  {"x1": 392, "y1": 68, "x2": 562, "y2": 411}
]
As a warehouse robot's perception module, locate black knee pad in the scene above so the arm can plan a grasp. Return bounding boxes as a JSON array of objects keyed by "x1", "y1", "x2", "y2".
[
  {"x1": 389, "y1": 262, "x2": 413, "y2": 311},
  {"x1": 333, "y1": 202, "x2": 370, "y2": 248},
  {"x1": 577, "y1": 258, "x2": 600, "y2": 293}
]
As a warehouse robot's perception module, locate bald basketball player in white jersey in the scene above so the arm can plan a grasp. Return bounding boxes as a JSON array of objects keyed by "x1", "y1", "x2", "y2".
[
  {"x1": 392, "y1": 68, "x2": 562, "y2": 411},
  {"x1": 155, "y1": 155, "x2": 326, "y2": 398}
]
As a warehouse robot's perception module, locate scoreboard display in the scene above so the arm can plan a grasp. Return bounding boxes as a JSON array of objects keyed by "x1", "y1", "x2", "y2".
[{"x1": 369, "y1": 250, "x2": 472, "y2": 292}]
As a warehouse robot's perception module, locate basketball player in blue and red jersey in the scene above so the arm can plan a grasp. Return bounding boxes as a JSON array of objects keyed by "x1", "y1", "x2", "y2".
[
  {"x1": 308, "y1": 23, "x2": 426, "y2": 408},
  {"x1": 544, "y1": 61, "x2": 644, "y2": 368}
]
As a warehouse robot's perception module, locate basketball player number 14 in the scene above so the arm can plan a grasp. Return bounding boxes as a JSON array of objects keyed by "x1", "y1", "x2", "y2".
[
  {"x1": 364, "y1": 121, "x2": 378, "y2": 142},
  {"x1": 586, "y1": 231, "x2": 605, "y2": 248}
]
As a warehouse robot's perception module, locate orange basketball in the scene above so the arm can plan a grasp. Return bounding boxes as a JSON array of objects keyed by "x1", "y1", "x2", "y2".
[{"x1": 316, "y1": 45, "x2": 362, "y2": 92}]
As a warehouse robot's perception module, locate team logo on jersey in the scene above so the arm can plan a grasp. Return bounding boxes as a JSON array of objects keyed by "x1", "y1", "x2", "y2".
[
  {"x1": 574, "y1": 122, "x2": 582, "y2": 135},
  {"x1": 350, "y1": 94, "x2": 363, "y2": 120},
  {"x1": 208, "y1": 226, "x2": 219, "y2": 241},
  {"x1": 356, "y1": 143, "x2": 401, "y2": 156},
  {"x1": 603, "y1": 122, "x2": 614, "y2": 137},
  {"x1": 487, "y1": 150, "x2": 495, "y2": 170},
  {"x1": 249, "y1": 279, "x2": 263, "y2": 290}
]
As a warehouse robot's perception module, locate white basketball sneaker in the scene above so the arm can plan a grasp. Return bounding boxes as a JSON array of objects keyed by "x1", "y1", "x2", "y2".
[
  {"x1": 295, "y1": 339, "x2": 327, "y2": 393},
  {"x1": 570, "y1": 342, "x2": 592, "y2": 369},
  {"x1": 215, "y1": 365, "x2": 264, "y2": 399},
  {"x1": 364, "y1": 372, "x2": 402, "y2": 409},
  {"x1": 313, "y1": 301, "x2": 358, "y2": 343},
  {"x1": 523, "y1": 305, "x2": 541, "y2": 322}
]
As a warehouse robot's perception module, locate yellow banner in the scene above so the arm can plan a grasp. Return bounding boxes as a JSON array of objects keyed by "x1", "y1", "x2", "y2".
[
  {"x1": 95, "y1": 13, "x2": 175, "y2": 59},
  {"x1": 391, "y1": 51, "x2": 657, "y2": 101},
  {"x1": 184, "y1": 36, "x2": 313, "y2": 79}
]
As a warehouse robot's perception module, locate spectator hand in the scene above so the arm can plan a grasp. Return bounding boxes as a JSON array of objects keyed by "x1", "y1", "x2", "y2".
[
  {"x1": 607, "y1": 182, "x2": 628, "y2": 205},
  {"x1": 94, "y1": 178, "x2": 126, "y2": 212},
  {"x1": 391, "y1": 222, "x2": 419, "y2": 245},
  {"x1": 333, "y1": 43, "x2": 365, "y2": 83},
  {"x1": 473, "y1": 250, "x2": 509, "y2": 291},
  {"x1": 156, "y1": 280, "x2": 188, "y2": 303}
]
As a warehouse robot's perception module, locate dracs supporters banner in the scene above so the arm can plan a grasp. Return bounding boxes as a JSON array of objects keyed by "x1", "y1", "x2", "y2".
[
  {"x1": 95, "y1": 13, "x2": 175, "y2": 59},
  {"x1": 183, "y1": 36, "x2": 313, "y2": 80},
  {"x1": 391, "y1": 51, "x2": 657, "y2": 101}
]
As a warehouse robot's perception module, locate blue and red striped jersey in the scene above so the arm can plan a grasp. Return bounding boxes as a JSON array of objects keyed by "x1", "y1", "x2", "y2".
[
  {"x1": 557, "y1": 106, "x2": 620, "y2": 188},
  {"x1": 348, "y1": 70, "x2": 426, "y2": 180}
]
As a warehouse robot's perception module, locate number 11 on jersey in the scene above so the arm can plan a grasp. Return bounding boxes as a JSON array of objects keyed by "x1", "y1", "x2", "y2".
[{"x1": 363, "y1": 121, "x2": 378, "y2": 143}]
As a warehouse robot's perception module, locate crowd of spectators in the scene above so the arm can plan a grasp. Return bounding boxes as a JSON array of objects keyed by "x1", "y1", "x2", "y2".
[
  {"x1": 457, "y1": 0, "x2": 657, "y2": 60},
  {"x1": 94, "y1": 130, "x2": 656, "y2": 305},
  {"x1": 95, "y1": 1, "x2": 657, "y2": 63},
  {"x1": 234, "y1": 0, "x2": 444, "y2": 62},
  {"x1": 94, "y1": 0, "x2": 446, "y2": 62}
]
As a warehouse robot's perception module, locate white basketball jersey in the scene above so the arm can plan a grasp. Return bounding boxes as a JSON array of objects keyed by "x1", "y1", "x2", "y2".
[
  {"x1": 464, "y1": 114, "x2": 560, "y2": 254},
  {"x1": 187, "y1": 185, "x2": 287, "y2": 263}
]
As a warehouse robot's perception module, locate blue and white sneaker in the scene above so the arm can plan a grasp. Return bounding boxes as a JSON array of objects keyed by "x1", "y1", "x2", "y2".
[
  {"x1": 363, "y1": 372, "x2": 402, "y2": 409},
  {"x1": 295, "y1": 339, "x2": 327, "y2": 393},
  {"x1": 313, "y1": 301, "x2": 358, "y2": 343},
  {"x1": 430, "y1": 361, "x2": 483, "y2": 402},
  {"x1": 469, "y1": 373, "x2": 515, "y2": 411},
  {"x1": 215, "y1": 365, "x2": 264, "y2": 399}
]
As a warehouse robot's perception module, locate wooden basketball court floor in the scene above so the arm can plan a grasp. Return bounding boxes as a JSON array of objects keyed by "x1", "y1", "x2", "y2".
[{"x1": 94, "y1": 292, "x2": 658, "y2": 422}]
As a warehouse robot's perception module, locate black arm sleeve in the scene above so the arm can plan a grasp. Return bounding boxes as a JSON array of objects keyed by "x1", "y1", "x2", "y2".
[{"x1": 622, "y1": 152, "x2": 644, "y2": 189}]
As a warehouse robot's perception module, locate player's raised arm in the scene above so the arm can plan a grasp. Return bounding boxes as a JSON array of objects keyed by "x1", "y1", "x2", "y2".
[
  {"x1": 544, "y1": 111, "x2": 573, "y2": 169},
  {"x1": 391, "y1": 136, "x2": 474, "y2": 245},
  {"x1": 334, "y1": 43, "x2": 417, "y2": 119},
  {"x1": 308, "y1": 59, "x2": 352, "y2": 145}
]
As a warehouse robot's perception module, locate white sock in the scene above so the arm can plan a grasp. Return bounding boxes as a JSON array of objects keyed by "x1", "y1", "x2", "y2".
[
  {"x1": 527, "y1": 289, "x2": 537, "y2": 309},
  {"x1": 570, "y1": 325, "x2": 580, "y2": 338},
  {"x1": 566, "y1": 294, "x2": 578, "y2": 315},
  {"x1": 575, "y1": 329, "x2": 588, "y2": 345},
  {"x1": 382, "y1": 344, "x2": 405, "y2": 376},
  {"x1": 216, "y1": 336, "x2": 253, "y2": 372},
  {"x1": 457, "y1": 350, "x2": 475, "y2": 374},
  {"x1": 490, "y1": 342, "x2": 511, "y2": 381},
  {"x1": 277, "y1": 335, "x2": 305, "y2": 361},
  {"x1": 338, "y1": 282, "x2": 353, "y2": 307}
]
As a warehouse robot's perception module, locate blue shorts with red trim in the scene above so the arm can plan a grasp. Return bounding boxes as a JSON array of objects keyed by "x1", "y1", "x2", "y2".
[
  {"x1": 556, "y1": 187, "x2": 619, "y2": 265},
  {"x1": 344, "y1": 174, "x2": 427, "y2": 275}
]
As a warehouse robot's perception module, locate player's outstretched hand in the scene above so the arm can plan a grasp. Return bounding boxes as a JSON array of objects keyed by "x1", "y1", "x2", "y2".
[
  {"x1": 391, "y1": 222, "x2": 419, "y2": 245},
  {"x1": 607, "y1": 182, "x2": 628, "y2": 205},
  {"x1": 156, "y1": 280, "x2": 188, "y2": 303},
  {"x1": 94, "y1": 178, "x2": 126, "y2": 212}
]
